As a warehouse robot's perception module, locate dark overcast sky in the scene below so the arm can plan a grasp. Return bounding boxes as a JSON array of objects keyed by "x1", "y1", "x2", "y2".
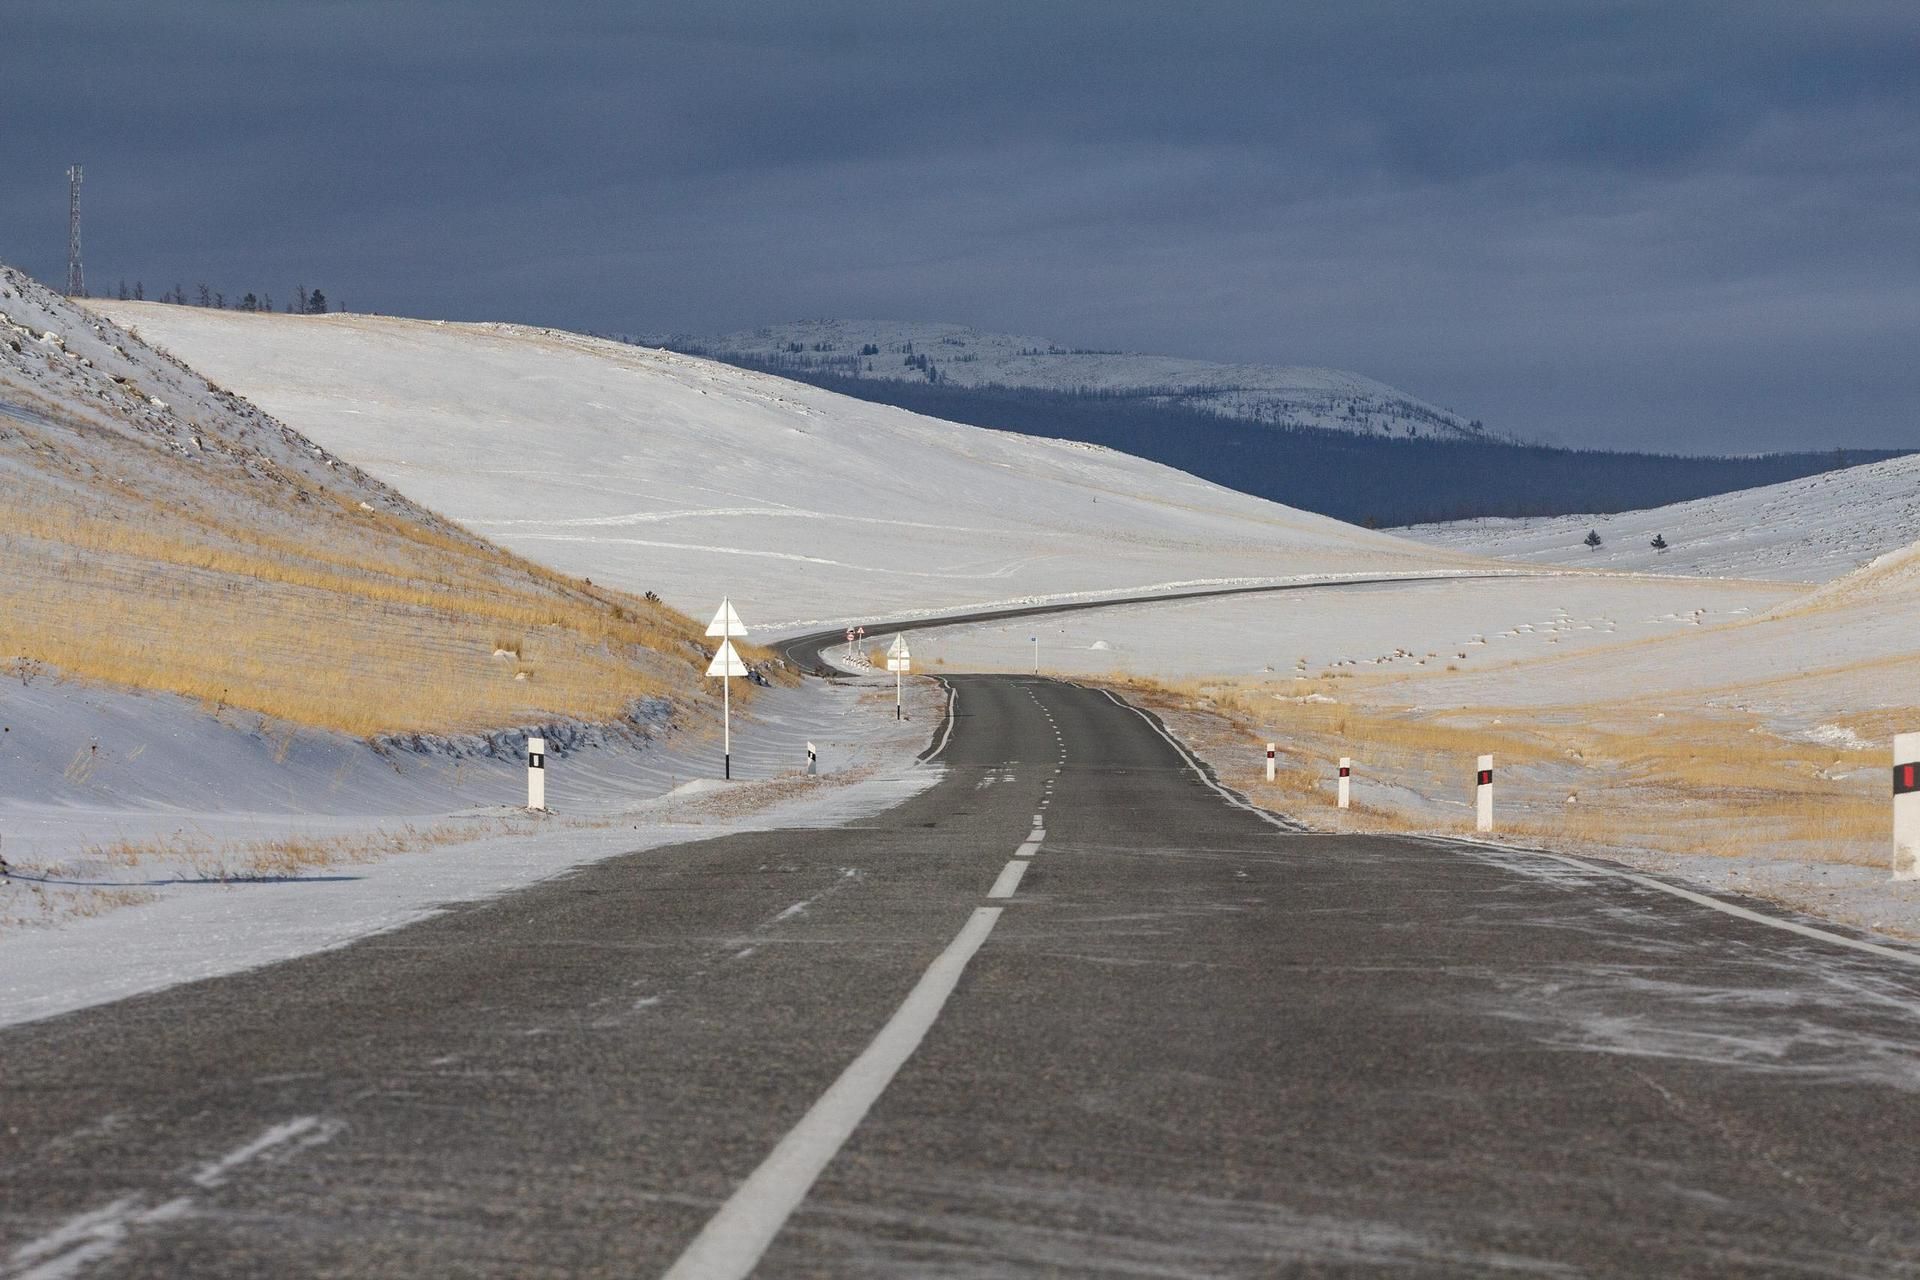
[{"x1": 6, "y1": 1, "x2": 1917, "y2": 451}]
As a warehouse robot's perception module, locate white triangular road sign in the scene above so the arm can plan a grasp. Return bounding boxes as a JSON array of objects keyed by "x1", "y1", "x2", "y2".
[
  {"x1": 887, "y1": 634, "x2": 910, "y2": 659},
  {"x1": 705, "y1": 598, "x2": 747, "y2": 638},
  {"x1": 705, "y1": 638, "x2": 748, "y2": 678}
]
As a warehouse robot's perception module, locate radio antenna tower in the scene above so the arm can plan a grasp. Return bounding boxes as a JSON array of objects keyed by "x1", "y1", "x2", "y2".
[{"x1": 66, "y1": 165, "x2": 85, "y2": 297}]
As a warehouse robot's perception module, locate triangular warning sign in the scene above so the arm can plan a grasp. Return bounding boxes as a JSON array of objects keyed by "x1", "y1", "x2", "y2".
[
  {"x1": 705, "y1": 598, "x2": 747, "y2": 638},
  {"x1": 705, "y1": 638, "x2": 748, "y2": 678},
  {"x1": 887, "y1": 633, "x2": 910, "y2": 658}
]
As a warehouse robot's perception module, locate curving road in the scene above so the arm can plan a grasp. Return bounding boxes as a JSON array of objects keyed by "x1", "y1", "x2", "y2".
[{"x1": 773, "y1": 572, "x2": 1530, "y2": 673}]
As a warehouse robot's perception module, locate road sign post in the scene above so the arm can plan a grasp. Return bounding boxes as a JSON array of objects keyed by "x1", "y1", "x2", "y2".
[
  {"x1": 1896, "y1": 733, "x2": 1920, "y2": 880},
  {"x1": 886, "y1": 634, "x2": 911, "y2": 720},
  {"x1": 1265, "y1": 743, "x2": 1276, "y2": 783},
  {"x1": 806, "y1": 741, "x2": 818, "y2": 776},
  {"x1": 527, "y1": 736, "x2": 547, "y2": 811},
  {"x1": 1030, "y1": 635, "x2": 1038, "y2": 674},
  {"x1": 1338, "y1": 757, "x2": 1351, "y2": 809},
  {"x1": 705, "y1": 597, "x2": 749, "y2": 780},
  {"x1": 1476, "y1": 754, "x2": 1494, "y2": 833}
]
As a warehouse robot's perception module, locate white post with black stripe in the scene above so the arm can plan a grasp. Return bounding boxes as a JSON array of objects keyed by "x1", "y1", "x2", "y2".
[
  {"x1": 1475, "y1": 754, "x2": 1494, "y2": 833},
  {"x1": 1338, "y1": 757, "x2": 1351, "y2": 809},
  {"x1": 1895, "y1": 733, "x2": 1920, "y2": 880},
  {"x1": 806, "y1": 741, "x2": 818, "y2": 777},
  {"x1": 527, "y1": 736, "x2": 547, "y2": 812},
  {"x1": 1265, "y1": 743, "x2": 1276, "y2": 782}
]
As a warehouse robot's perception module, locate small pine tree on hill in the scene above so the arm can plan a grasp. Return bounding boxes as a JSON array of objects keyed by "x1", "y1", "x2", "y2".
[
  {"x1": 1650, "y1": 533, "x2": 1669, "y2": 551},
  {"x1": 1584, "y1": 529, "x2": 1603, "y2": 550}
]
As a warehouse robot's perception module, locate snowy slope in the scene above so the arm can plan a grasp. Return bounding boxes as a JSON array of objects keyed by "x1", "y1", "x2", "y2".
[
  {"x1": 3, "y1": 268, "x2": 712, "y2": 739},
  {"x1": 1401, "y1": 453, "x2": 1920, "y2": 583},
  {"x1": 666, "y1": 319, "x2": 1491, "y2": 443},
  {"x1": 93, "y1": 304, "x2": 1488, "y2": 632}
]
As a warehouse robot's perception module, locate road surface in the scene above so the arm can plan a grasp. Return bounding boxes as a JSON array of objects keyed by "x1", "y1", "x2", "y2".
[{"x1": 7, "y1": 673, "x2": 1920, "y2": 1277}]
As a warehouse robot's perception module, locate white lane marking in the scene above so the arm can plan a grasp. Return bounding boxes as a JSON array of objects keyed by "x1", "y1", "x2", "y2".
[
  {"x1": 922, "y1": 679, "x2": 959, "y2": 762},
  {"x1": 1033, "y1": 814, "x2": 1044, "y2": 825},
  {"x1": 8, "y1": 1118, "x2": 338, "y2": 1280},
  {"x1": 192, "y1": 1115, "x2": 338, "y2": 1188},
  {"x1": 1015, "y1": 841, "x2": 1042, "y2": 859},
  {"x1": 1096, "y1": 688, "x2": 1295, "y2": 832},
  {"x1": 1450, "y1": 839, "x2": 1920, "y2": 970},
  {"x1": 987, "y1": 860, "x2": 1031, "y2": 899},
  {"x1": 661, "y1": 907, "x2": 1005, "y2": 1280}
]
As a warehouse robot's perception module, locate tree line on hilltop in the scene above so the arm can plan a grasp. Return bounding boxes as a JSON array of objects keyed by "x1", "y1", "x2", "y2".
[{"x1": 109, "y1": 280, "x2": 335, "y2": 314}]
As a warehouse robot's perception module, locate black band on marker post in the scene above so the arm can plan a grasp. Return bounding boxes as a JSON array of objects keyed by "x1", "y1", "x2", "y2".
[
  {"x1": 1895, "y1": 763, "x2": 1919, "y2": 795},
  {"x1": 1477, "y1": 769, "x2": 1493, "y2": 786}
]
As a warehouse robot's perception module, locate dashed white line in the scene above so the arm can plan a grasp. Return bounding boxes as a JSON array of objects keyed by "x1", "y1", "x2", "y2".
[{"x1": 987, "y1": 859, "x2": 1032, "y2": 898}]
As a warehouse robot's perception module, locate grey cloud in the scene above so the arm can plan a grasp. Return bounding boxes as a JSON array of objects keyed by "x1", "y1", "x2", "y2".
[{"x1": 4, "y1": 0, "x2": 1917, "y2": 450}]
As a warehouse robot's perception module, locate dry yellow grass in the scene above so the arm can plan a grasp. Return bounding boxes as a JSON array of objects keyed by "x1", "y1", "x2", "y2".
[
  {"x1": 0, "y1": 407, "x2": 770, "y2": 736},
  {"x1": 1107, "y1": 671, "x2": 1902, "y2": 869}
]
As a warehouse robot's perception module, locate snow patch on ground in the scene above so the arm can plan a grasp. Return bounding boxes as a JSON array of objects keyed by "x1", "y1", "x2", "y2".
[
  {"x1": 0, "y1": 671, "x2": 942, "y2": 1028},
  {"x1": 90, "y1": 303, "x2": 1482, "y2": 628},
  {"x1": 1403, "y1": 453, "x2": 1920, "y2": 583}
]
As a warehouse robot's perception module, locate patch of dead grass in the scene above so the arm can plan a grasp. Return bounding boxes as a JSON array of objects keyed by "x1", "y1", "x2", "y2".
[{"x1": 1105, "y1": 672, "x2": 1904, "y2": 869}]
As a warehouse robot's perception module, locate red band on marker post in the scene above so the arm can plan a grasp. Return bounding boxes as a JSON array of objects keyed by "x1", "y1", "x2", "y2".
[
  {"x1": 1477, "y1": 769, "x2": 1493, "y2": 786},
  {"x1": 1339, "y1": 766, "x2": 1350, "y2": 778},
  {"x1": 1896, "y1": 763, "x2": 1920, "y2": 795}
]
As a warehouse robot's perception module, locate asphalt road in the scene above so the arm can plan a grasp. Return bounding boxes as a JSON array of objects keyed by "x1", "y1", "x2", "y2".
[{"x1": 8, "y1": 672, "x2": 1920, "y2": 1277}]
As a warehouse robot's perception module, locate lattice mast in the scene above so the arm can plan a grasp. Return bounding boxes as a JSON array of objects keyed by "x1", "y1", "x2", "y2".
[{"x1": 66, "y1": 165, "x2": 84, "y2": 297}]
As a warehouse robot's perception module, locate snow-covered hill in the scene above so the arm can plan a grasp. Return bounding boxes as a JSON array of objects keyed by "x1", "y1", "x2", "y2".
[
  {"x1": 1, "y1": 266, "x2": 709, "y2": 737},
  {"x1": 94, "y1": 304, "x2": 1489, "y2": 632},
  {"x1": 664, "y1": 319, "x2": 1492, "y2": 444},
  {"x1": 1402, "y1": 453, "x2": 1920, "y2": 583}
]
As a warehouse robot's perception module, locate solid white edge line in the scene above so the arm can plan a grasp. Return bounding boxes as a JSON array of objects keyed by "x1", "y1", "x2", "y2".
[
  {"x1": 1090, "y1": 686, "x2": 1920, "y2": 971},
  {"x1": 1014, "y1": 841, "x2": 1041, "y2": 859},
  {"x1": 921, "y1": 678, "x2": 959, "y2": 762},
  {"x1": 660, "y1": 906, "x2": 1004, "y2": 1280},
  {"x1": 1443, "y1": 837, "x2": 1920, "y2": 969},
  {"x1": 987, "y1": 860, "x2": 1031, "y2": 898},
  {"x1": 1094, "y1": 687, "x2": 1295, "y2": 832}
]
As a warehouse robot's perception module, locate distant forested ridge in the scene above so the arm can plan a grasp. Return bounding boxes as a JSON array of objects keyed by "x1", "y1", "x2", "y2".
[{"x1": 663, "y1": 353, "x2": 1901, "y2": 527}]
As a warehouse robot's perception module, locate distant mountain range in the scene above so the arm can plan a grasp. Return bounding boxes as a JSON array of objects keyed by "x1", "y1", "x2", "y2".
[{"x1": 660, "y1": 319, "x2": 1498, "y2": 445}]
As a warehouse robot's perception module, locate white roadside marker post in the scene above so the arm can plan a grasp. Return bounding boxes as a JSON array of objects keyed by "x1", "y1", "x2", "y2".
[
  {"x1": 526, "y1": 736, "x2": 547, "y2": 812},
  {"x1": 1895, "y1": 733, "x2": 1920, "y2": 880},
  {"x1": 1476, "y1": 754, "x2": 1494, "y2": 833},
  {"x1": 1030, "y1": 635, "x2": 1039, "y2": 675},
  {"x1": 1265, "y1": 743, "x2": 1276, "y2": 783},
  {"x1": 1338, "y1": 757, "x2": 1351, "y2": 809},
  {"x1": 806, "y1": 741, "x2": 818, "y2": 777},
  {"x1": 886, "y1": 634, "x2": 912, "y2": 720},
  {"x1": 705, "y1": 597, "x2": 750, "y2": 780}
]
